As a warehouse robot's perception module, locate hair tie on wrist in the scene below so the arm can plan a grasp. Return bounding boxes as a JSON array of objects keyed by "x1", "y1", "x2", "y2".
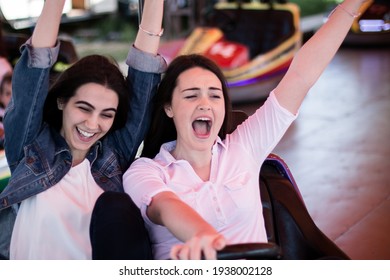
[
  {"x1": 139, "y1": 25, "x2": 164, "y2": 37},
  {"x1": 329, "y1": 4, "x2": 361, "y2": 19},
  {"x1": 338, "y1": 4, "x2": 361, "y2": 18}
]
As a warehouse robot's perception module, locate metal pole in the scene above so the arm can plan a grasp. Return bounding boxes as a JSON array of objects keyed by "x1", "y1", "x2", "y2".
[{"x1": 138, "y1": 0, "x2": 144, "y2": 24}]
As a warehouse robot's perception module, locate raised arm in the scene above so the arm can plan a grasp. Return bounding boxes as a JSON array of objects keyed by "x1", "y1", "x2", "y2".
[
  {"x1": 134, "y1": 0, "x2": 165, "y2": 55},
  {"x1": 115, "y1": 0, "x2": 167, "y2": 163},
  {"x1": 274, "y1": 0, "x2": 367, "y2": 114},
  {"x1": 31, "y1": 0, "x2": 66, "y2": 48},
  {"x1": 4, "y1": 0, "x2": 64, "y2": 168}
]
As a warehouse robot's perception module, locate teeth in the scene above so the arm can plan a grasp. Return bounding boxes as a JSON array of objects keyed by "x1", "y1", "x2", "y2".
[
  {"x1": 77, "y1": 127, "x2": 94, "y2": 138},
  {"x1": 196, "y1": 117, "x2": 211, "y2": 121}
]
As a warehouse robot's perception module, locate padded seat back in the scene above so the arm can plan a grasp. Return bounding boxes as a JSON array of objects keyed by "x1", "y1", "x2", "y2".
[
  {"x1": 231, "y1": 110, "x2": 349, "y2": 259},
  {"x1": 260, "y1": 158, "x2": 350, "y2": 259}
]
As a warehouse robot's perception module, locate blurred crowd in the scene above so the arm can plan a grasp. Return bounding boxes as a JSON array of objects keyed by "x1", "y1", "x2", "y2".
[{"x1": 0, "y1": 23, "x2": 13, "y2": 149}]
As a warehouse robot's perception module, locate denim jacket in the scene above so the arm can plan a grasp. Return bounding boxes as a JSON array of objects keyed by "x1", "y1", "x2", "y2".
[{"x1": 0, "y1": 40, "x2": 166, "y2": 258}]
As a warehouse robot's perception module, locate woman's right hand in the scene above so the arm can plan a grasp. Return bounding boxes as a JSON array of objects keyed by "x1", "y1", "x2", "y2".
[{"x1": 170, "y1": 231, "x2": 226, "y2": 260}]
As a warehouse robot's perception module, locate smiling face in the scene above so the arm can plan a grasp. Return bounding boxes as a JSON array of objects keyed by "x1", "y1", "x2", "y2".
[
  {"x1": 164, "y1": 67, "x2": 225, "y2": 158},
  {"x1": 59, "y1": 82, "x2": 118, "y2": 164}
]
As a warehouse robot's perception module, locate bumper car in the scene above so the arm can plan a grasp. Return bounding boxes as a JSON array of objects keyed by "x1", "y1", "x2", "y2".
[
  {"x1": 214, "y1": 110, "x2": 349, "y2": 260},
  {"x1": 159, "y1": 0, "x2": 302, "y2": 103},
  {"x1": 341, "y1": 0, "x2": 390, "y2": 46},
  {"x1": 217, "y1": 152, "x2": 349, "y2": 260}
]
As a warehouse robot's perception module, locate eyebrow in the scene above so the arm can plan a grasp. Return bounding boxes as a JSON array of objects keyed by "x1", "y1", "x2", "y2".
[
  {"x1": 75, "y1": 100, "x2": 117, "y2": 113},
  {"x1": 182, "y1": 87, "x2": 222, "y2": 92}
]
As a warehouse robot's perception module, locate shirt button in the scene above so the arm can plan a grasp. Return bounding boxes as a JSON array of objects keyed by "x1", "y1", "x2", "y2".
[{"x1": 99, "y1": 177, "x2": 108, "y2": 183}]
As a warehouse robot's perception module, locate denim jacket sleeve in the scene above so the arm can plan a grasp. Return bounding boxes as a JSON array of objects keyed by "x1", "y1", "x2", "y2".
[
  {"x1": 4, "y1": 39, "x2": 59, "y2": 172},
  {"x1": 108, "y1": 46, "x2": 167, "y2": 169}
]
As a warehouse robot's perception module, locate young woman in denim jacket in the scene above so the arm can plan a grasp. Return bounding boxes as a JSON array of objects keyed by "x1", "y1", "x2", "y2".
[{"x1": 0, "y1": 0, "x2": 166, "y2": 259}]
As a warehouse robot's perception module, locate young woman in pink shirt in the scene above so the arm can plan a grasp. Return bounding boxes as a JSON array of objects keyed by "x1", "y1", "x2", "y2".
[{"x1": 123, "y1": 0, "x2": 367, "y2": 260}]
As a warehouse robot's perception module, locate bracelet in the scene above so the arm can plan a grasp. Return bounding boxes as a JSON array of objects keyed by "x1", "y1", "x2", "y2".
[
  {"x1": 139, "y1": 25, "x2": 164, "y2": 37},
  {"x1": 330, "y1": 4, "x2": 361, "y2": 18},
  {"x1": 338, "y1": 4, "x2": 361, "y2": 18}
]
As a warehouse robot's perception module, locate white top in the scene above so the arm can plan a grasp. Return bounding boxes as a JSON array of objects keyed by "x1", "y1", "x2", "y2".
[
  {"x1": 124, "y1": 91, "x2": 297, "y2": 259},
  {"x1": 10, "y1": 159, "x2": 103, "y2": 259}
]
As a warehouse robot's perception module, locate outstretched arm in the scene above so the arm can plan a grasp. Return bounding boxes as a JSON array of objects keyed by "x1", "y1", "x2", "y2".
[
  {"x1": 147, "y1": 192, "x2": 226, "y2": 260},
  {"x1": 31, "y1": 0, "x2": 66, "y2": 48},
  {"x1": 274, "y1": 0, "x2": 367, "y2": 114}
]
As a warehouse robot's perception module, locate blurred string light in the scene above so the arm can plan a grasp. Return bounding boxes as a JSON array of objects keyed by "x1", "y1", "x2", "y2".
[
  {"x1": 323, "y1": 0, "x2": 390, "y2": 33},
  {"x1": 359, "y1": 19, "x2": 390, "y2": 32}
]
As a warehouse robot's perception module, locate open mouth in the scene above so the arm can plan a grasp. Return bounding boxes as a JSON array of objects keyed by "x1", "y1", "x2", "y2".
[
  {"x1": 77, "y1": 127, "x2": 95, "y2": 139},
  {"x1": 192, "y1": 117, "x2": 212, "y2": 137}
]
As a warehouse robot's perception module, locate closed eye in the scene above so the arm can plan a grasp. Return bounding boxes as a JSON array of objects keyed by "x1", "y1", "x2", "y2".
[
  {"x1": 101, "y1": 112, "x2": 115, "y2": 119},
  {"x1": 78, "y1": 106, "x2": 92, "y2": 113},
  {"x1": 210, "y1": 90, "x2": 223, "y2": 99},
  {"x1": 182, "y1": 90, "x2": 199, "y2": 99},
  {"x1": 75, "y1": 101, "x2": 116, "y2": 118},
  {"x1": 184, "y1": 95, "x2": 197, "y2": 99},
  {"x1": 76, "y1": 101, "x2": 94, "y2": 113}
]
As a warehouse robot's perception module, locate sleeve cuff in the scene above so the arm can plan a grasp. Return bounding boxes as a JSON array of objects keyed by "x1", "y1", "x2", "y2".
[
  {"x1": 22, "y1": 38, "x2": 60, "y2": 68},
  {"x1": 141, "y1": 188, "x2": 175, "y2": 206},
  {"x1": 269, "y1": 90, "x2": 299, "y2": 118},
  {"x1": 126, "y1": 45, "x2": 167, "y2": 74}
]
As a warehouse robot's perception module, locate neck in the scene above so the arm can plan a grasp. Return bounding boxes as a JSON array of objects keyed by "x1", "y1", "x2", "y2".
[
  {"x1": 172, "y1": 147, "x2": 212, "y2": 182},
  {"x1": 71, "y1": 152, "x2": 87, "y2": 167},
  {"x1": 72, "y1": 158, "x2": 84, "y2": 167}
]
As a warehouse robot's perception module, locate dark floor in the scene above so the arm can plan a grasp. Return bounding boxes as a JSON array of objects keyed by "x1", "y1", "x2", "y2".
[{"x1": 234, "y1": 46, "x2": 390, "y2": 260}]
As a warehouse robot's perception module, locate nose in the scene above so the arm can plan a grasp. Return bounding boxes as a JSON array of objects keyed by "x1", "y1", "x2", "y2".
[
  {"x1": 85, "y1": 114, "x2": 99, "y2": 130},
  {"x1": 198, "y1": 105, "x2": 211, "y2": 111},
  {"x1": 197, "y1": 96, "x2": 211, "y2": 111}
]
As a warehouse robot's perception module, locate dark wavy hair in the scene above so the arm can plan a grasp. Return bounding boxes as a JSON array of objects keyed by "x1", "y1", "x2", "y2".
[
  {"x1": 43, "y1": 54, "x2": 129, "y2": 132},
  {"x1": 141, "y1": 54, "x2": 233, "y2": 158}
]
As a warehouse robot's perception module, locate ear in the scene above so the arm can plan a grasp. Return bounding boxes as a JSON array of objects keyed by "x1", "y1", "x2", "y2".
[
  {"x1": 57, "y1": 98, "x2": 64, "y2": 110},
  {"x1": 164, "y1": 104, "x2": 173, "y2": 118}
]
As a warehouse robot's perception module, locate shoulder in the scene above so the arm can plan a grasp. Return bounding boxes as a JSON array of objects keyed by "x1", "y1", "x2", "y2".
[{"x1": 129, "y1": 156, "x2": 161, "y2": 171}]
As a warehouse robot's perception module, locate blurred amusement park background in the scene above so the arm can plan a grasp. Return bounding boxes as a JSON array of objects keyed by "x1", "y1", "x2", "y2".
[{"x1": 1, "y1": 0, "x2": 389, "y2": 103}]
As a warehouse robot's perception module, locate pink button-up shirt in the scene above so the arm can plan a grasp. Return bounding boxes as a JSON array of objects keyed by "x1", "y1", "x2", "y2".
[{"x1": 124, "y1": 91, "x2": 297, "y2": 259}]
